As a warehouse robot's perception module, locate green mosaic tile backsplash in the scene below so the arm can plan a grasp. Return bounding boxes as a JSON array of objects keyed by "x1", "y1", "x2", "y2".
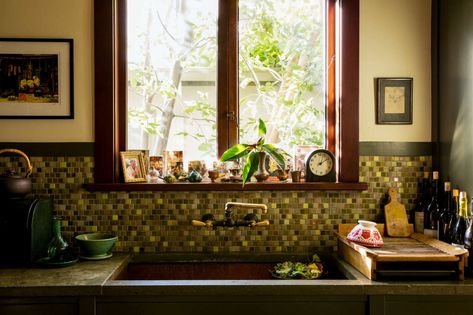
[{"x1": 0, "y1": 155, "x2": 431, "y2": 254}]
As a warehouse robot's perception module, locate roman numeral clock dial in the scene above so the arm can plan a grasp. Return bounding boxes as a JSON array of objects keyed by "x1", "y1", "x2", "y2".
[{"x1": 305, "y1": 149, "x2": 336, "y2": 182}]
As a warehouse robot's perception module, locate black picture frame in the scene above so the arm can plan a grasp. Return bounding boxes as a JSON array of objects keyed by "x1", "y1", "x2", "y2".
[
  {"x1": 376, "y1": 78, "x2": 412, "y2": 124},
  {"x1": 0, "y1": 38, "x2": 74, "y2": 119}
]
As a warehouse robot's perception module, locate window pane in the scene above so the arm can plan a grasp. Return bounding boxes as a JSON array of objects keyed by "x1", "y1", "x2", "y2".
[
  {"x1": 238, "y1": 0, "x2": 326, "y2": 156},
  {"x1": 127, "y1": 0, "x2": 218, "y2": 169}
]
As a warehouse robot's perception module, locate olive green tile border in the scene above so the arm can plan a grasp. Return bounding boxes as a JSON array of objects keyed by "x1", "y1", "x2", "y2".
[
  {"x1": 0, "y1": 142, "x2": 431, "y2": 157},
  {"x1": 0, "y1": 142, "x2": 94, "y2": 156},
  {"x1": 359, "y1": 142, "x2": 432, "y2": 156}
]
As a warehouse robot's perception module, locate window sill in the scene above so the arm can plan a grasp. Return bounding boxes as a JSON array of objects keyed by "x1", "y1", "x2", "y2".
[{"x1": 83, "y1": 181, "x2": 368, "y2": 192}]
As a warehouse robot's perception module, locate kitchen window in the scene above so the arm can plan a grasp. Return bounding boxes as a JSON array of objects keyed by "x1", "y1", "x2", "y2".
[{"x1": 91, "y1": 0, "x2": 361, "y2": 189}]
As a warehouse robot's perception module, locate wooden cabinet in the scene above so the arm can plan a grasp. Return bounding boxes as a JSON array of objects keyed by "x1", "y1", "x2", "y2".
[
  {"x1": 0, "y1": 297, "x2": 95, "y2": 315},
  {"x1": 96, "y1": 296, "x2": 367, "y2": 315},
  {"x1": 369, "y1": 295, "x2": 473, "y2": 315},
  {"x1": 0, "y1": 297, "x2": 77, "y2": 315}
]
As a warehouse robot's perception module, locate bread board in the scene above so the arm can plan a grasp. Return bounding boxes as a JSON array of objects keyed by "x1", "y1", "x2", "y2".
[
  {"x1": 337, "y1": 223, "x2": 468, "y2": 280},
  {"x1": 384, "y1": 188, "x2": 410, "y2": 237}
]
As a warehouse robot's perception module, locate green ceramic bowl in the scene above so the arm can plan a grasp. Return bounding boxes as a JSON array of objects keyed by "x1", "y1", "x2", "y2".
[{"x1": 75, "y1": 233, "x2": 117, "y2": 258}]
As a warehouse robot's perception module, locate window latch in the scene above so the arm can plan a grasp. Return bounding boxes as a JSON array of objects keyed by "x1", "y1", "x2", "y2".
[{"x1": 226, "y1": 111, "x2": 236, "y2": 121}]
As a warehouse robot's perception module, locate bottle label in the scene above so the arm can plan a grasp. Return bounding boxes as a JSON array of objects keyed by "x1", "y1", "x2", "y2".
[{"x1": 415, "y1": 212, "x2": 424, "y2": 233}]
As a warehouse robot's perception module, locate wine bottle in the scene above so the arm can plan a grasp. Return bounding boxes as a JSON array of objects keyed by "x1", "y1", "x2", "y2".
[
  {"x1": 452, "y1": 191, "x2": 469, "y2": 246},
  {"x1": 415, "y1": 172, "x2": 430, "y2": 233},
  {"x1": 464, "y1": 198, "x2": 473, "y2": 273},
  {"x1": 449, "y1": 188, "x2": 460, "y2": 242},
  {"x1": 439, "y1": 181, "x2": 453, "y2": 242},
  {"x1": 424, "y1": 171, "x2": 440, "y2": 239}
]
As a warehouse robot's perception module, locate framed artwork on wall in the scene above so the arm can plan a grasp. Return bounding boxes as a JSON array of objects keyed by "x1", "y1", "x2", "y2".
[
  {"x1": 0, "y1": 38, "x2": 74, "y2": 119},
  {"x1": 376, "y1": 77, "x2": 413, "y2": 124}
]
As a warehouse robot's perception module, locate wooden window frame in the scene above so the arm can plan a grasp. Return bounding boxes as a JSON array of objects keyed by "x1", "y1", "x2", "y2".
[{"x1": 90, "y1": 0, "x2": 361, "y2": 190}]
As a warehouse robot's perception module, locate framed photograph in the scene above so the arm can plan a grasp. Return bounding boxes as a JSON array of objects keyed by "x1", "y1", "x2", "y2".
[
  {"x1": 164, "y1": 150, "x2": 183, "y2": 175},
  {"x1": 120, "y1": 151, "x2": 147, "y2": 183},
  {"x1": 150, "y1": 155, "x2": 163, "y2": 176},
  {"x1": 294, "y1": 145, "x2": 319, "y2": 176},
  {"x1": 376, "y1": 78, "x2": 413, "y2": 124},
  {"x1": 0, "y1": 38, "x2": 73, "y2": 119}
]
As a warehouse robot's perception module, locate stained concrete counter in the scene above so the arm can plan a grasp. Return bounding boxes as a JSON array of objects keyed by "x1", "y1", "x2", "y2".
[
  {"x1": 0, "y1": 254, "x2": 129, "y2": 297},
  {"x1": 2, "y1": 253, "x2": 473, "y2": 298}
]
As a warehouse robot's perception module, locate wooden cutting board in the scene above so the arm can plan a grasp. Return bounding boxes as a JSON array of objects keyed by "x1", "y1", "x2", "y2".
[{"x1": 384, "y1": 188, "x2": 411, "y2": 237}]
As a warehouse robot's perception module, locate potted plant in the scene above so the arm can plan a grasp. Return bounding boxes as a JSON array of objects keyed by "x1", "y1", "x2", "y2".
[{"x1": 220, "y1": 119, "x2": 288, "y2": 186}]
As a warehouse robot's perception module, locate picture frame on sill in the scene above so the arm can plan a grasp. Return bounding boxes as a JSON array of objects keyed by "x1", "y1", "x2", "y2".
[
  {"x1": 0, "y1": 38, "x2": 74, "y2": 119},
  {"x1": 120, "y1": 151, "x2": 147, "y2": 183},
  {"x1": 376, "y1": 77, "x2": 413, "y2": 124}
]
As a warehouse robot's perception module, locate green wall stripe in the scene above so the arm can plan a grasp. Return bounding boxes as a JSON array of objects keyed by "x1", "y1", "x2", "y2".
[
  {"x1": 359, "y1": 142, "x2": 432, "y2": 156},
  {"x1": 0, "y1": 142, "x2": 94, "y2": 156},
  {"x1": 0, "y1": 142, "x2": 431, "y2": 157}
]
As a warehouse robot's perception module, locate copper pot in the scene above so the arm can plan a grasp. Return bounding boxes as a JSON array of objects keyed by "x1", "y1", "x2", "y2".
[{"x1": 0, "y1": 149, "x2": 33, "y2": 198}]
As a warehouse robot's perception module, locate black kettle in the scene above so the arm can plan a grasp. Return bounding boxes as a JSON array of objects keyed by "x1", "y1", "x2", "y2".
[{"x1": 0, "y1": 149, "x2": 33, "y2": 198}]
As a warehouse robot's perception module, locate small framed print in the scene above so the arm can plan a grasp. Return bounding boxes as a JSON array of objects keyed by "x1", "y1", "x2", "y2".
[
  {"x1": 376, "y1": 78, "x2": 413, "y2": 124},
  {"x1": 120, "y1": 151, "x2": 147, "y2": 183}
]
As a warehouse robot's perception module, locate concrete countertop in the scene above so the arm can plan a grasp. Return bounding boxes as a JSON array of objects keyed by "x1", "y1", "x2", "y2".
[
  {"x1": 0, "y1": 254, "x2": 129, "y2": 297},
  {"x1": 2, "y1": 253, "x2": 473, "y2": 297}
]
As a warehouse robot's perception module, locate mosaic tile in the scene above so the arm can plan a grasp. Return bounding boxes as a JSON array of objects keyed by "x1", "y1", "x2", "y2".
[{"x1": 0, "y1": 155, "x2": 431, "y2": 254}]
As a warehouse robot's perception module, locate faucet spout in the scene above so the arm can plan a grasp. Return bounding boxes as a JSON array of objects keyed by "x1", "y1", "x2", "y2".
[{"x1": 224, "y1": 202, "x2": 268, "y2": 213}]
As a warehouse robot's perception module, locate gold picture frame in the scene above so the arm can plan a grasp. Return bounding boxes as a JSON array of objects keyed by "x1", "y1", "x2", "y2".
[{"x1": 120, "y1": 151, "x2": 147, "y2": 182}]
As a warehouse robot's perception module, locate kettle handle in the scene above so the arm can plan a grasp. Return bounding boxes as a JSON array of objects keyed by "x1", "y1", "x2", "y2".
[{"x1": 0, "y1": 148, "x2": 33, "y2": 178}]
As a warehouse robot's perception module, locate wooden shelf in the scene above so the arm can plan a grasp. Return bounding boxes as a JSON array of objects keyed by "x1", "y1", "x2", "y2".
[{"x1": 83, "y1": 181, "x2": 368, "y2": 192}]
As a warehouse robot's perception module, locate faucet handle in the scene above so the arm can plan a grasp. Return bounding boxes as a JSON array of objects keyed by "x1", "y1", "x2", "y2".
[
  {"x1": 254, "y1": 220, "x2": 270, "y2": 227},
  {"x1": 192, "y1": 220, "x2": 213, "y2": 227}
]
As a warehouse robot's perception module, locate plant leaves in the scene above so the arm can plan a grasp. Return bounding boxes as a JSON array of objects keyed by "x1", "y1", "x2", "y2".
[
  {"x1": 262, "y1": 144, "x2": 286, "y2": 170},
  {"x1": 242, "y1": 151, "x2": 259, "y2": 186},
  {"x1": 220, "y1": 144, "x2": 250, "y2": 162},
  {"x1": 258, "y1": 118, "x2": 267, "y2": 136}
]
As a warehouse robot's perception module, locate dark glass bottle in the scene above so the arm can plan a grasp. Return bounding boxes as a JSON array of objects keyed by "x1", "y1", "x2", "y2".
[
  {"x1": 415, "y1": 172, "x2": 430, "y2": 233},
  {"x1": 452, "y1": 191, "x2": 469, "y2": 246},
  {"x1": 47, "y1": 216, "x2": 69, "y2": 262},
  {"x1": 424, "y1": 171, "x2": 440, "y2": 239},
  {"x1": 449, "y1": 188, "x2": 460, "y2": 241},
  {"x1": 464, "y1": 198, "x2": 473, "y2": 272},
  {"x1": 439, "y1": 181, "x2": 453, "y2": 242}
]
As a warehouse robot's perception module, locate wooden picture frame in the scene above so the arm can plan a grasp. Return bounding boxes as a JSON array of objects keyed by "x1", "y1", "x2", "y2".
[
  {"x1": 120, "y1": 151, "x2": 147, "y2": 183},
  {"x1": 376, "y1": 78, "x2": 413, "y2": 124},
  {"x1": 0, "y1": 38, "x2": 74, "y2": 119}
]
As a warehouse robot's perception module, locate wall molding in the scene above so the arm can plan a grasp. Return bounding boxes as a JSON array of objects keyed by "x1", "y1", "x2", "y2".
[
  {"x1": 0, "y1": 142, "x2": 94, "y2": 156},
  {"x1": 0, "y1": 142, "x2": 432, "y2": 157},
  {"x1": 359, "y1": 142, "x2": 432, "y2": 156}
]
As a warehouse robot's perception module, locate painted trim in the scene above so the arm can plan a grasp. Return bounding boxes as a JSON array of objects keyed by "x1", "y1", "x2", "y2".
[
  {"x1": 0, "y1": 142, "x2": 431, "y2": 157},
  {"x1": 359, "y1": 142, "x2": 432, "y2": 156},
  {"x1": 0, "y1": 143, "x2": 94, "y2": 156}
]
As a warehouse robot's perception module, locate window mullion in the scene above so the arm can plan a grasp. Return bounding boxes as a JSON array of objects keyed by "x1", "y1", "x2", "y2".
[{"x1": 217, "y1": 0, "x2": 238, "y2": 158}]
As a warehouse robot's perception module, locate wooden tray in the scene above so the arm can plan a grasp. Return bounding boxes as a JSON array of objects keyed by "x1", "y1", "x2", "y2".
[{"x1": 337, "y1": 224, "x2": 469, "y2": 280}]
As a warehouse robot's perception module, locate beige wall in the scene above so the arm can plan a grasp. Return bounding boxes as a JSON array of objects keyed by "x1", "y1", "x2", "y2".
[
  {"x1": 0, "y1": 0, "x2": 431, "y2": 143},
  {"x1": 0, "y1": 0, "x2": 93, "y2": 142},
  {"x1": 359, "y1": 0, "x2": 432, "y2": 142}
]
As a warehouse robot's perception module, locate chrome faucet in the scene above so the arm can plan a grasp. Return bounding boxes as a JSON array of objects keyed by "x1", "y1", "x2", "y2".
[{"x1": 192, "y1": 202, "x2": 269, "y2": 228}]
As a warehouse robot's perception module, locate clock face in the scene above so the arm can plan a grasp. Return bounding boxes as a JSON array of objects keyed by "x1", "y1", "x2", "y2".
[{"x1": 308, "y1": 152, "x2": 334, "y2": 176}]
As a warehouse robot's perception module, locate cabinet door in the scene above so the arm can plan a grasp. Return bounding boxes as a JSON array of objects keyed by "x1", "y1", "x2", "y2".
[
  {"x1": 370, "y1": 295, "x2": 473, "y2": 315},
  {"x1": 97, "y1": 296, "x2": 366, "y2": 315},
  {"x1": 0, "y1": 297, "x2": 77, "y2": 315}
]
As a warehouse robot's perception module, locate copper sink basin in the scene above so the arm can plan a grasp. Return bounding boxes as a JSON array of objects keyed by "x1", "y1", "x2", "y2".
[{"x1": 113, "y1": 260, "x2": 348, "y2": 280}]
